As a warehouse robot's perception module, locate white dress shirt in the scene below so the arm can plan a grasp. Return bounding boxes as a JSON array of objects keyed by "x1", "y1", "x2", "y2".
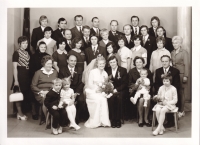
[
  {"x1": 133, "y1": 26, "x2": 139, "y2": 35},
  {"x1": 41, "y1": 26, "x2": 45, "y2": 32},
  {"x1": 112, "y1": 66, "x2": 118, "y2": 77},
  {"x1": 163, "y1": 66, "x2": 170, "y2": 74},
  {"x1": 143, "y1": 34, "x2": 149, "y2": 43},
  {"x1": 76, "y1": 25, "x2": 82, "y2": 32},
  {"x1": 125, "y1": 35, "x2": 131, "y2": 43}
]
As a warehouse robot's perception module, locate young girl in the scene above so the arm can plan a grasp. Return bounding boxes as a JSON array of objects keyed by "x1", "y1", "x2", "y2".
[
  {"x1": 99, "y1": 28, "x2": 112, "y2": 48},
  {"x1": 152, "y1": 74, "x2": 178, "y2": 136},
  {"x1": 130, "y1": 69, "x2": 150, "y2": 107},
  {"x1": 58, "y1": 77, "x2": 81, "y2": 130},
  {"x1": 44, "y1": 78, "x2": 68, "y2": 135}
]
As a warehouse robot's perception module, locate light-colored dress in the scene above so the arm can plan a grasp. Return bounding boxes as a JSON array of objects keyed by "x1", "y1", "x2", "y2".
[
  {"x1": 37, "y1": 38, "x2": 57, "y2": 55},
  {"x1": 84, "y1": 68, "x2": 111, "y2": 128},
  {"x1": 117, "y1": 46, "x2": 132, "y2": 71},
  {"x1": 149, "y1": 48, "x2": 171, "y2": 74},
  {"x1": 154, "y1": 85, "x2": 177, "y2": 111},
  {"x1": 60, "y1": 88, "x2": 74, "y2": 104},
  {"x1": 130, "y1": 45, "x2": 147, "y2": 68}
]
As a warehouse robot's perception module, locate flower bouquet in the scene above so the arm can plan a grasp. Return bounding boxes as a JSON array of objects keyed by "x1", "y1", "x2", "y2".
[{"x1": 98, "y1": 75, "x2": 114, "y2": 98}]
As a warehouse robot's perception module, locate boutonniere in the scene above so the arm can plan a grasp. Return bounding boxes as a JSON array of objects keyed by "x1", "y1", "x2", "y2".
[
  {"x1": 147, "y1": 39, "x2": 150, "y2": 42},
  {"x1": 161, "y1": 71, "x2": 171, "y2": 78},
  {"x1": 117, "y1": 71, "x2": 121, "y2": 79}
]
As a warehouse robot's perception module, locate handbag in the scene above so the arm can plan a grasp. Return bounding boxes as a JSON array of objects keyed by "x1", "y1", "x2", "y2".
[{"x1": 9, "y1": 85, "x2": 24, "y2": 102}]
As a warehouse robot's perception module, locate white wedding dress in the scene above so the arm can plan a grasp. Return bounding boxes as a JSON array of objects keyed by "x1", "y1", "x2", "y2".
[{"x1": 84, "y1": 68, "x2": 111, "y2": 128}]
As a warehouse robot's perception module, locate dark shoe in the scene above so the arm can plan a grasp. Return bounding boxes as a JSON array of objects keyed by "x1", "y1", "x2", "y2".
[
  {"x1": 144, "y1": 122, "x2": 151, "y2": 127},
  {"x1": 138, "y1": 123, "x2": 144, "y2": 127},
  {"x1": 116, "y1": 121, "x2": 121, "y2": 128},
  {"x1": 32, "y1": 114, "x2": 39, "y2": 120},
  {"x1": 111, "y1": 121, "x2": 116, "y2": 128},
  {"x1": 46, "y1": 123, "x2": 51, "y2": 129},
  {"x1": 164, "y1": 122, "x2": 175, "y2": 128}
]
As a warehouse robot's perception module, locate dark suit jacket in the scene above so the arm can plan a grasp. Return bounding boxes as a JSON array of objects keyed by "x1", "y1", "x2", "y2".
[
  {"x1": 85, "y1": 45, "x2": 107, "y2": 64},
  {"x1": 124, "y1": 34, "x2": 135, "y2": 49},
  {"x1": 81, "y1": 36, "x2": 91, "y2": 51},
  {"x1": 44, "y1": 89, "x2": 60, "y2": 109},
  {"x1": 128, "y1": 67, "x2": 153, "y2": 95},
  {"x1": 58, "y1": 66, "x2": 84, "y2": 94},
  {"x1": 131, "y1": 26, "x2": 141, "y2": 36},
  {"x1": 106, "y1": 66, "x2": 128, "y2": 92},
  {"x1": 149, "y1": 27, "x2": 157, "y2": 37},
  {"x1": 90, "y1": 28, "x2": 102, "y2": 41},
  {"x1": 164, "y1": 37, "x2": 174, "y2": 52},
  {"x1": 154, "y1": 66, "x2": 180, "y2": 94},
  {"x1": 64, "y1": 38, "x2": 72, "y2": 52},
  {"x1": 52, "y1": 28, "x2": 64, "y2": 47},
  {"x1": 141, "y1": 35, "x2": 157, "y2": 69},
  {"x1": 71, "y1": 26, "x2": 83, "y2": 39},
  {"x1": 108, "y1": 31, "x2": 124, "y2": 50},
  {"x1": 31, "y1": 26, "x2": 44, "y2": 50}
]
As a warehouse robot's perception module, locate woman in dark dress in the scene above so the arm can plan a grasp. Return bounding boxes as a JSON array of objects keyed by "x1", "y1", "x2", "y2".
[
  {"x1": 52, "y1": 37, "x2": 68, "y2": 73},
  {"x1": 12, "y1": 36, "x2": 30, "y2": 120},
  {"x1": 68, "y1": 37, "x2": 86, "y2": 72},
  {"x1": 128, "y1": 56, "x2": 153, "y2": 127},
  {"x1": 29, "y1": 41, "x2": 49, "y2": 120}
]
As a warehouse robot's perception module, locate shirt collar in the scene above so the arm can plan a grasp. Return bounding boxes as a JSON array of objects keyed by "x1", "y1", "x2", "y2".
[
  {"x1": 157, "y1": 47, "x2": 166, "y2": 51},
  {"x1": 41, "y1": 67, "x2": 54, "y2": 75},
  {"x1": 57, "y1": 49, "x2": 67, "y2": 54},
  {"x1": 41, "y1": 26, "x2": 45, "y2": 31},
  {"x1": 68, "y1": 65, "x2": 75, "y2": 72},
  {"x1": 103, "y1": 39, "x2": 109, "y2": 43},
  {"x1": 93, "y1": 27, "x2": 98, "y2": 32},
  {"x1": 163, "y1": 66, "x2": 170, "y2": 72},
  {"x1": 125, "y1": 35, "x2": 131, "y2": 38},
  {"x1": 92, "y1": 44, "x2": 98, "y2": 48},
  {"x1": 52, "y1": 88, "x2": 60, "y2": 94},
  {"x1": 144, "y1": 34, "x2": 149, "y2": 40},
  {"x1": 112, "y1": 66, "x2": 118, "y2": 72},
  {"x1": 76, "y1": 25, "x2": 82, "y2": 30}
]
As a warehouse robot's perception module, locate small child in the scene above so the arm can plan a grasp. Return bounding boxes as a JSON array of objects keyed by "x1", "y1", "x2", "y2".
[
  {"x1": 130, "y1": 69, "x2": 150, "y2": 107},
  {"x1": 44, "y1": 78, "x2": 67, "y2": 135},
  {"x1": 99, "y1": 28, "x2": 110, "y2": 48},
  {"x1": 58, "y1": 77, "x2": 80, "y2": 130},
  {"x1": 152, "y1": 74, "x2": 177, "y2": 136}
]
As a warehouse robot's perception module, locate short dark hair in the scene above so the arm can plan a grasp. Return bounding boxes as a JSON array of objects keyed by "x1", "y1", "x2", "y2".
[
  {"x1": 110, "y1": 20, "x2": 119, "y2": 25},
  {"x1": 39, "y1": 15, "x2": 48, "y2": 25},
  {"x1": 18, "y1": 36, "x2": 28, "y2": 45},
  {"x1": 82, "y1": 25, "x2": 90, "y2": 31},
  {"x1": 67, "y1": 54, "x2": 77, "y2": 60},
  {"x1": 74, "y1": 15, "x2": 83, "y2": 21},
  {"x1": 160, "y1": 55, "x2": 171, "y2": 61},
  {"x1": 38, "y1": 41, "x2": 47, "y2": 47},
  {"x1": 63, "y1": 28, "x2": 72, "y2": 35},
  {"x1": 162, "y1": 74, "x2": 172, "y2": 84},
  {"x1": 41, "y1": 55, "x2": 54, "y2": 67},
  {"x1": 58, "y1": 17, "x2": 66, "y2": 24},
  {"x1": 150, "y1": 16, "x2": 160, "y2": 27},
  {"x1": 123, "y1": 24, "x2": 132, "y2": 30},
  {"x1": 107, "y1": 55, "x2": 118, "y2": 64},
  {"x1": 57, "y1": 37, "x2": 67, "y2": 45},
  {"x1": 133, "y1": 56, "x2": 145, "y2": 66},
  {"x1": 132, "y1": 35, "x2": 142, "y2": 42},
  {"x1": 91, "y1": 17, "x2": 98, "y2": 22},
  {"x1": 106, "y1": 42, "x2": 117, "y2": 55},
  {"x1": 117, "y1": 35, "x2": 127, "y2": 46},
  {"x1": 140, "y1": 25, "x2": 149, "y2": 33},
  {"x1": 156, "y1": 26, "x2": 167, "y2": 37},
  {"x1": 71, "y1": 37, "x2": 83, "y2": 48},
  {"x1": 90, "y1": 35, "x2": 99, "y2": 42},
  {"x1": 156, "y1": 36, "x2": 166, "y2": 45},
  {"x1": 131, "y1": 16, "x2": 139, "y2": 21},
  {"x1": 44, "y1": 26, "x2": 53, "y2": 34}
]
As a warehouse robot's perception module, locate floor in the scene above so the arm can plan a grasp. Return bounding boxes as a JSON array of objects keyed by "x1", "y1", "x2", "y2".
[{"x1": 7, "y1": 111, "x2": 191, "y2": 138}]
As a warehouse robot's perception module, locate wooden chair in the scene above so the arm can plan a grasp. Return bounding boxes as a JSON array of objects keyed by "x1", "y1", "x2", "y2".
[
  {"x1": 151, "y1": 106, "x2": 179, "y2": 132},
  {"x1": 45, "y1": 111, "x2": 53, "y2": 133}
]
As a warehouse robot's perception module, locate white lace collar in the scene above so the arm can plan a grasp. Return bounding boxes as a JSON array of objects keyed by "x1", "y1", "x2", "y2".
[
  {"x1": 41, "y1": 67, "x2": 54, "y2": 75},
  {"x1": 57, "y1": 49, "x2": 67, "y2": 54}
]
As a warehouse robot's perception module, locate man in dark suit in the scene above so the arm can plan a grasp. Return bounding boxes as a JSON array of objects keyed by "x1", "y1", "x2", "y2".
[
  {"x1": 81, "y1": 25, "x2": 91, "y2": 51},
  {"x1": 154, "y1": 55, "x2": 181, "y2": 128},
  {"x1": 140, "y1": 25, "x2": 157, "y2": 69},
  {"x1": 85, "y1": 35, "x2": 107, "y2": 64},
  {"x1": 52, "y1": 17, "x2": 67, "y2": 47},
  {"x1": 58, "y1": 54, "x2": 88, "y2": 123},
  {"x1": 106, "y1": 55, "x2": 128, "y2": 128},
  {"x1": 71, "y1": 15, "x2": 83, "y2": 39},
  {"x1": 31, "y1": 15, "x2": 48, "y2": 52},
  {"x1": 108, "y1": 20, "x2": 124, "y2": 50},
  {"x1": 131, "y1": 15, "x2": 141, "y2": 36},
  {"x1": 123, "y1": 24, "x2": 134, "y2": 49},
  {"x1": 90, "y1": 17, "x2": 101, "y2": 41},
  {"x1": 149, "y1": 16, "x2": 160, "y2": 37},
  {"x1": 63, "y1": 29, "x2": 72, "y2": 52}
]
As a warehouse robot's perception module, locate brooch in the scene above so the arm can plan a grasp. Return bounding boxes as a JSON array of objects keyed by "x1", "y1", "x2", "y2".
[{"x1": 117, "y1": 72, "x2": 121, "y2": 79}]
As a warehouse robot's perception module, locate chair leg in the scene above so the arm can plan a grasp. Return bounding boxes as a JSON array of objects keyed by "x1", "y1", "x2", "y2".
[
  {"x1": 45, "y1": 112, "x2": 49, "y2": 130},
  {"x1": 174, "y1": 113, "x2": 178, "y2": 132},
  {"x1": 39, "y1": 106, "x2": 42, "y2": 125},
  {"x1": 51, "y1": 115, "x2": 53, "y2": 133},
  {"x1": 176, "y1": 112, "x2": 179, "y2": 129},
  {"x1": 152, "y1": 112, "x2": 155, "y2": 131}
]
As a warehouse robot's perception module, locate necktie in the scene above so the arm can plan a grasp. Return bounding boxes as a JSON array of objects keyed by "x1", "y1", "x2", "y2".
[
  {"x1": 143, "y1": 36, "x2": 146, "y2": 45},
  {"x1": 127, "y1": 36, "x2": 130, "y2": 43},
  {"x1": 86, "y1": 37, "x2": 89, "y2": 44},
  {"x1": 113, "y1": 32, "x2": 116, "y2": 36},
  {"x1": 165, "y1": 68, "x2": 167, "y2": 74},
  {"x1": 68, "y1": 40, "x2": 71, "y2": 47},
  {"x1": 154, "y1": 29, "x2": 157, "y2": 37},
  {"x1": 96, "y1": 29, "x2": 99, "y2": 36},
  {"x1": 70, "y1": 68, "x2": 73, "y2": 77},
  {"x1": 135, "y1": 28, "x2": 137, "y2": 35},
  {"x1": 93, "y1": 46, "x2": 96, "y2": 55},
  {"x1": 79, "y1": 26, "x2": 82, "y2": 32}
]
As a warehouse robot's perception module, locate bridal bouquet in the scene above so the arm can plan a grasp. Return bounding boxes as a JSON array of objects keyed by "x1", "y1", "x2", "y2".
[{"x1": 98, "y1": 75, "x2": 114, "y2": 98}]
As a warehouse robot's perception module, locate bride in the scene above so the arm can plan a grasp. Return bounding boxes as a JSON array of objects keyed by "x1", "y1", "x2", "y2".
[{"x1": 83, "y1": 55, "x2": 111, "y2": 128}]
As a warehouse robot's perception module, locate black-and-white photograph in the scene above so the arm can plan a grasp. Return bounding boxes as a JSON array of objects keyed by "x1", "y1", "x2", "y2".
[{"x1": 6, "y1": 7, "x2": 192, "y2": 138}]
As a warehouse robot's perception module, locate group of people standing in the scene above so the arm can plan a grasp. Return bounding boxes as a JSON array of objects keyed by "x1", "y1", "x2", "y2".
[{"x1": 11, "y1": 14, "x2": 189, "y2": 136}]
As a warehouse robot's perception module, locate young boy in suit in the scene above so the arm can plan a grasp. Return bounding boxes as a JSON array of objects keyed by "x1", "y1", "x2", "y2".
[{"x1": 81, "y1": 25, "x2": 91, "y2": 51}]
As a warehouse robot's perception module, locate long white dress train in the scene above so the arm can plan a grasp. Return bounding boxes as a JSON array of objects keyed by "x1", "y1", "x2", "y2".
[{"x1": 84, "y1": 68, "x2": 111, "y2": 128}]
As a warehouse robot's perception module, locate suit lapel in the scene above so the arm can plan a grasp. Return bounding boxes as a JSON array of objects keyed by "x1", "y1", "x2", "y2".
[
  {"x1": 65, "y1": 67, "x2": 71, "y2": 77},
  {"x1": 114, "y1": 67, "x2": 119, "y2": 79}
]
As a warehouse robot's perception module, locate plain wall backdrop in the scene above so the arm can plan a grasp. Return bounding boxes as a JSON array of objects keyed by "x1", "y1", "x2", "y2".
[{"x1": 30, "y1": 7, "x2": 177, "y2": 38}]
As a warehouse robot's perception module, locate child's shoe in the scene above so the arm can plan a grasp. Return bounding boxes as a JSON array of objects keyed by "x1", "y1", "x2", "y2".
[
  {"x1": 58, "y1": 126, "x2": 62, "y2": 134},
  {"x1": 17, "y1": 114, "x2": 27, "y2": 121},
  {"x1": 74, "y1": 125, "x2": 81, "y2": 131},
  {"x1": 52, "y1": 128, "x2": 58, "y2": 135}
]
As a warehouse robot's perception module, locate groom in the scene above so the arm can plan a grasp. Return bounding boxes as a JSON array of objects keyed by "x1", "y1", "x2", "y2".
[
  {"x1": 58, "y1": 54, "x2": 88, "y2": 123},
  {"x1": 106, "y1": 55, "x2": 129, "y2": 128}
]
